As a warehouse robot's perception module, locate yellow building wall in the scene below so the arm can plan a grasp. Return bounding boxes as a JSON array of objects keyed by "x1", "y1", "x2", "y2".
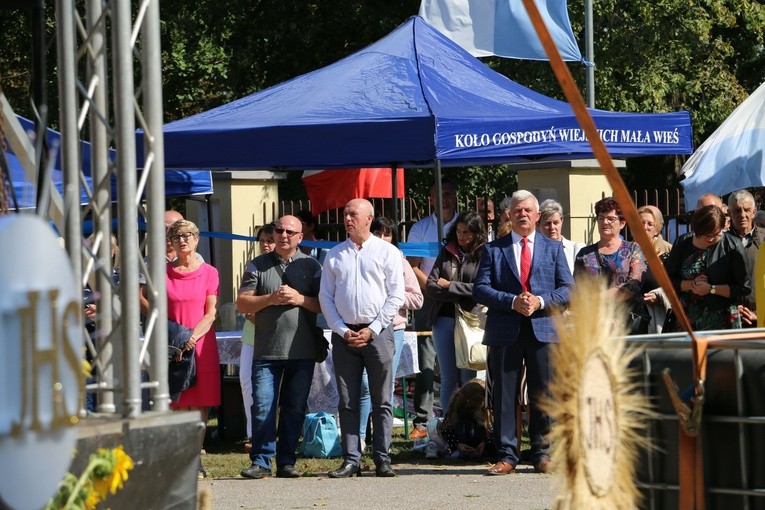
[
  {"x1": 187, "y1": 171, "x2": 284, "y2": 305},
  {"x1": 514, "y1": 160, "x2": 622, "y2": 244}
]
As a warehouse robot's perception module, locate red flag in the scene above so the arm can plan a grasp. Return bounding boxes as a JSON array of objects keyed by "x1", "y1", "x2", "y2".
[{"x1": 302, "y1": 168, "x2": 405, "y2": 214}]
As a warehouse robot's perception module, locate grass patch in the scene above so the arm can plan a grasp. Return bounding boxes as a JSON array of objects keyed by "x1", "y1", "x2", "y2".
[
  {"x1": 202, "y1": 417, "x2": 529, "y2": 478},
  {"x1": 203, "y1": 419, "x2": 446, "y2": 478}
]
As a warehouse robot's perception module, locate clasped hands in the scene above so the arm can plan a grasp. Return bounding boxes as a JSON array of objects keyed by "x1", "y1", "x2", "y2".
[
  {"x1": 688, "y1": 274, "x2": 714, "y2": 296},
  {"x1": 513, "y1": 291, "x2": 540, "y2": 317},
  {"x1": 271, "y1": 284, "x2": 303, "y2": 306},
  {"x1": 344, "y1": 328, "x2": 373, "y2": 348}
]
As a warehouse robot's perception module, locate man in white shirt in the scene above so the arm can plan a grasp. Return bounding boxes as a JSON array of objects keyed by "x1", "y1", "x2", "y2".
[
  {"x1": 406, "y1": 178, "x2": 459, "y2": 438},
  {"x1": 320, "y1": 199, "x2": 405, "y2": 478}
]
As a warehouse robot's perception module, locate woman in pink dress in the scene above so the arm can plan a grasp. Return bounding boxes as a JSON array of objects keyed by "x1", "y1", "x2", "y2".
[{"x1": 166, "y1": 220, "x2": 220, "y2": 457}]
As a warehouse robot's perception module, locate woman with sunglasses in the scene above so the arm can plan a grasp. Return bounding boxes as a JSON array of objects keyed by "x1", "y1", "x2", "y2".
[
  {"x1": 664, "y1": 205, "x2": 750, "y2": 331},
  {"x1": 166, "y1": 219, "x2": 220, "y2": 477},
  {"x1": 574, "y1": 196, "x2": 649, "y2": 334}
]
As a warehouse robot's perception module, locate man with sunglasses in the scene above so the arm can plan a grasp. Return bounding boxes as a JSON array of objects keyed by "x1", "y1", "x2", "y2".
[
  {"x1": 238, "y1": 215, "x2": 322, "y2": 479},
  {"x1": 320, "y1": 199, "x2": 405, "y2": 478}
]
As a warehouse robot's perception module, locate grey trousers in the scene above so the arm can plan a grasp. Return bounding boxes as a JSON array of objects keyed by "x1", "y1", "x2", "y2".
[
  {"x1": 332, "y1": 324, "x2": 395, "y2": 465},
  {"x1": 413, "y1": 299, "x2": 436, "y2": 427}
]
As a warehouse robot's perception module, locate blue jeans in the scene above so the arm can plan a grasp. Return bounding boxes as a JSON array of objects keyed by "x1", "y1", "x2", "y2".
[
  {"x1": 433, "y1": 316, "x2": 476, "y2": 412},
  {"x1": 249, "y1": 359, "x2": 315, "y2": 469},
  {"x1": 359, "y1": 328, "x2": 405, "y2": 437}
]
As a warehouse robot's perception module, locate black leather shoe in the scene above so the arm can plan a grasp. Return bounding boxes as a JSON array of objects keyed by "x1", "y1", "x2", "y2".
[
  {"x1": 327, "y1": 462, "x2": 361, "y2": 478},
  {"x1": 276, "y1": 464, "x2": 301, "y2": 478},
  {"x1": 375, "y1": 461, "x2": 396, "y2": 477},
  {"x1": 240, "y1": 464, "x2": 272, "y2": 479}
]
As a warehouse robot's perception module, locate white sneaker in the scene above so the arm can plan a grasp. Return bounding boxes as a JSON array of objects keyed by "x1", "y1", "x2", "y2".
[{"x1": 360, "y1": 438, "x2": 367, "y2": 452}]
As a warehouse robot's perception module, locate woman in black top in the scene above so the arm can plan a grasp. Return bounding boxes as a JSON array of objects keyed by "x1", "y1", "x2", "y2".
[{"x1": 664, "y1": 205, "x2": 750, "y2": 330}]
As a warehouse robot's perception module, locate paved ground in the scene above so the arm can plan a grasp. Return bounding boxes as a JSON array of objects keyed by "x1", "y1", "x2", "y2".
[{"x1": 199, "y1": 461, "x2": 560, "y2": 510}]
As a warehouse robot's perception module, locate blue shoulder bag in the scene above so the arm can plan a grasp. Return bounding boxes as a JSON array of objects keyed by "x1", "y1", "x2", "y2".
[{"x1": 299, "y1": 412, "x2": 342, "y2": 458}]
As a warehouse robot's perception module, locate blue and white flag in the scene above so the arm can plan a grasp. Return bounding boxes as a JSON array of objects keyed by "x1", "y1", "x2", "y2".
[
  {"x1": 419, "y1": 0, "x2": 584, "y2": 62},
  {"x1": 681, "y1": 81, "x2": 765, "y2": 208}
]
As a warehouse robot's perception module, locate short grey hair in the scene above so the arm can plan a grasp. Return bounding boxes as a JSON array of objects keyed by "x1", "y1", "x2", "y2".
[
  {"x1": 510, "y1": 190, "x2": 539, "y2": 210},
  {"x1": 498, "y1": 196, "x2": 513, "y2": 212},
  {"x1": 728, "y1": 189, "x2": 756, "y2": 208},
  {"x1": 539, "y1": 199, "x2": 564, "y2": 220}
]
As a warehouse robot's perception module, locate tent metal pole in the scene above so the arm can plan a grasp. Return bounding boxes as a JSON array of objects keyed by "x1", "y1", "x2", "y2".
[
  {"x1": 434, "y1": 160, "x2": 444, "y2": 241},
  {"x1": 206, "y1": 194, "x2": 215, "y2": 268},
  {"x1": 391, "y1": 164, "x2": 399, "y2": 229}
]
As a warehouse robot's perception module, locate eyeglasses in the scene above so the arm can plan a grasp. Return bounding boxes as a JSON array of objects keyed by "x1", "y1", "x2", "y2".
[
  {"x1": 169, "y1": 233, "x2": 196, "y2": 243},
  {"x1": 596, "y1": 215, "x2": 621, "y2": 224},
  {"x1": 274, "y1": 227, "x2": 301, "y2": 237},
  {"x1": 697, "y1": 231, "x2": 722, "y2": 242}
]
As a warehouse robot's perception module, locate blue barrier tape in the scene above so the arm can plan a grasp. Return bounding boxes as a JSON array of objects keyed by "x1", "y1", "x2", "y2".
[{"x1": 136, "y1": 221, "x2": 442, "y2": 257}]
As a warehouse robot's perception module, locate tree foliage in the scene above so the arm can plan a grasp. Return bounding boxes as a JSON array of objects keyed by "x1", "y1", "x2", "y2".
[{"x1": 0, "y1": 0, "x2": 763, "y2": 197}]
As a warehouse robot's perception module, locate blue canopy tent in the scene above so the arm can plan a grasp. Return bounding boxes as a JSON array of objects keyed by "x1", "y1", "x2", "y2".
[
  {"x1": 5, "y1": 152, "x2": 91, "y2": 209},
  {"x1": 5, "y1": 116, "x2": 213, "y2": 210},
  {"x1": 161, "y1": 16, "x2": 693, "y2": 171}
]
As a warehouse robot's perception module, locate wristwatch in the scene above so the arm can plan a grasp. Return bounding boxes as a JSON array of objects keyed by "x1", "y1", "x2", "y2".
[{"x1": 710, "y1": 285, "x2": 717, "y2": 295}]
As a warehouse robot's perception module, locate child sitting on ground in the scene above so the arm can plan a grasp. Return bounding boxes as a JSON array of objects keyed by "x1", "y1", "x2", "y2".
[{"x1": 427, "y1": 378, "x2": 494, "y2": 459}]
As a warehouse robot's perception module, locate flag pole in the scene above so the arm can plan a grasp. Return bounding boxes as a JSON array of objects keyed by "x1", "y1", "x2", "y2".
[{"x1": 585, "y1": 0, "x2": 595, "y2": 107}]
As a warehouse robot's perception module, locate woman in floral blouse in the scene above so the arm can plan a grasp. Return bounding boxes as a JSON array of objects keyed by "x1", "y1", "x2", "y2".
[{"x1": 574, "y1": 197, "x2": 649, "y2": 334}]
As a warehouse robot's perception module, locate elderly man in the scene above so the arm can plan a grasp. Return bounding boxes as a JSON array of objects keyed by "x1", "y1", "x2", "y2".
[
  {"x1": 238, "y1": 215, "x2": 322, "y2": 479},
  {"x1": 320, "y1": 199, "x2": 404, "y2": 478},
  {"x1": 473, "y1": 190, "x2": 574, "y2": 475},
  {"x1": 727, "y1": 190, "x2": 765, "y2": 326},
  {"x1": 406, "y1": 178, "x2": 459, "y2": 439}
]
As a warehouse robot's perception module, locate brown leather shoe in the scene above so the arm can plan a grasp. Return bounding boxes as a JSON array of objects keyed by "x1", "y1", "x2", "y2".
[
  {"x1": 486, "y1": 461, "x2": 516, "y2": 475},
  {"x1": 409, "y1": 426, "x2": 427, "y2": 440},
  {"x1": 534, "y1": 459, "x2": 552, "y2": 473}
]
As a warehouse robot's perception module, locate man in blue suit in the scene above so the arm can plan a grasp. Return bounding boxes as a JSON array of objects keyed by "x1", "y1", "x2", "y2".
[{"x1": 473, "y1": 190, "x2": 574, "y2": 475}]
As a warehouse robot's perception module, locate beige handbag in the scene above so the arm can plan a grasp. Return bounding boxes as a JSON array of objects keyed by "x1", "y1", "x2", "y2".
[{"x1": 454, "y1": 303, "x2": 487, "y2": 370}]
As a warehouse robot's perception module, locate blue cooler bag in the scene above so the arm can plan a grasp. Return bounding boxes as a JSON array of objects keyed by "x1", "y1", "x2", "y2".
[{"x1": 300, "y1": 412, "x2": 342, "y2": 458}]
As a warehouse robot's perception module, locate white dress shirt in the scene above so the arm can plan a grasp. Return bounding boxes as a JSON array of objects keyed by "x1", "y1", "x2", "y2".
[
  {"x1": 319, "y1": 234, "x2": 405, "y2": 337},
  {"x1": 407, "y1": 212, "x2": 459, "y2": 276}
]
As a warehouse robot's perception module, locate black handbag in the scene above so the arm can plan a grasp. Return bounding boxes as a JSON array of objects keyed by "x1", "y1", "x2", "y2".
[{"x1": 314, "y1": 326, "x2": 329, "y2": 363}]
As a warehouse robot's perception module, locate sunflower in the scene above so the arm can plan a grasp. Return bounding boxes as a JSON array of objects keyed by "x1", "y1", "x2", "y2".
[
  {"x1": 92, "y1": 446, "x2": 135, "y2": 498},
  {"x1": 83, "y1": 484, "x2": 101, "y2": 510}
]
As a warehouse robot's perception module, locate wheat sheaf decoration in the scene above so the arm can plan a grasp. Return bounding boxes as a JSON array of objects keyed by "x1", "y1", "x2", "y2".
[{"x1": 541, "y1": 276, "x2": 654, "y2": 509}]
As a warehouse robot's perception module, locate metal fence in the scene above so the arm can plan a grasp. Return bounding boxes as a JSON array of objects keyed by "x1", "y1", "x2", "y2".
[
  {"x1": 278, "y1": 188, "x2": 691, "y2": 243},
  {"x1": 627, "y1": 331, "x2": 765, "y2": 510}
]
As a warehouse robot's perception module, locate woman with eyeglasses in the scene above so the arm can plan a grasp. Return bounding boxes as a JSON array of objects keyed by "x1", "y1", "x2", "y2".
[
  {"x1": 574, "y1": 197, "x2": 649, "y2": 334},
  {"x1": 664, "y1": 205, "x2": 750, "y2": 331},
  {"x1": 425, "y1": 211, "x2": 487, "y2": 412},
  {"x1": 165, "y1": 219, "x2": 220, "y2": 476}
]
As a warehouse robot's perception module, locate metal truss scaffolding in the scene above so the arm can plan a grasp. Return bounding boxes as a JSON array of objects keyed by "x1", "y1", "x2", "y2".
[{"x1": 54, "y1": 0, "x2": 169, "y2": 417}]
